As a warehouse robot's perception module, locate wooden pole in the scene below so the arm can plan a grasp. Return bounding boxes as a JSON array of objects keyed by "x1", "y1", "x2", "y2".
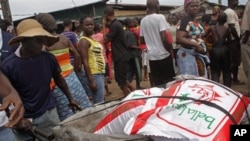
[
  {"x1": 0, "y1": 0, "x2": 12, "y2": 23},
  {"x1": 218, "y1": 0, "x2": 222, "y2": 5}
]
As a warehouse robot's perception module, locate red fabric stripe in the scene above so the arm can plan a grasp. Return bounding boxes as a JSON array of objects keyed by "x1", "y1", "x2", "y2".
[
  {"x1": 94, "y1": 100, "x2": 146, "y2": 131},
  {"x1": 130, "y1": 108, "x2": 157, "y2": 134}
]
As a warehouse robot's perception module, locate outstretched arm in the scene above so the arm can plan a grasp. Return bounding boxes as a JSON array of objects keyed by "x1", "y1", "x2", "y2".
[
  {"x1": 53, "y1": 72, "x2": 82, "y2": 112},
  {"x1": 0, "y1": 70, "x2": 24, "y2": 128}
]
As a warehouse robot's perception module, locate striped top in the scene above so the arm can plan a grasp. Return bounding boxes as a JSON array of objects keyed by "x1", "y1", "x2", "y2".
[{"x1": 50, "y1": 48, "x2": 73, "y2": 88}]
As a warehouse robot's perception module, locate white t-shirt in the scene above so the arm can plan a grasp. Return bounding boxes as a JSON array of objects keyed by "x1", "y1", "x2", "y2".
[
  {"x1": 140, "y1": 13, "x2": 170, "y2": 60},
  {"x1": 224, "y1": 8, "x2": 241, "y2": 39},
  {"x1": 0, "y1": 104, "x2": 8, "y2": 127}
]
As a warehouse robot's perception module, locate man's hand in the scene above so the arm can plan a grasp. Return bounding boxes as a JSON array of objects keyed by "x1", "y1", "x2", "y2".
[
  {"x1": 68, "y1": 99, "x2": 83, "y2": 113},
  {"x1": 0, "y1": 92, "x2": 25, "y2": 128},
  {"x1": 15, "y1": 118, "x2": 32, "y2": 131},
  {"x1": 196, "y1": 45, "x2": 206, "y2": 55}
]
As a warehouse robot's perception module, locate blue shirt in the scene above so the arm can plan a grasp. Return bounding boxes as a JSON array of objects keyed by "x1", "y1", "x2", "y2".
[
  {"x1": 1, "y1": 51, "x2": 61, "y2": 118},
  {"x1": 0, "y1": 31, "x2": 16, "y2": 62}
]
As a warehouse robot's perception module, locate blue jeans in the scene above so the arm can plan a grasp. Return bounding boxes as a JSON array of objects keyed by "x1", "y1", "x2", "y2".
[
  {"x1": 0, "y1": 127, "x2": 15, "y2": 141},
  {"x1": 82, "y1": 74, "x2": 105, "y2": 104},
  {"x1": 13, "y1": 107, "x2": 60, "y2": 141}
]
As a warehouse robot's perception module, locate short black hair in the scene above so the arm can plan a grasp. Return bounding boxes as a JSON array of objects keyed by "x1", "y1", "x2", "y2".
[
  {"x1": 104, "y1": 6, "x2": 114, "y2": 16},
  {"x1": 62, "y1": 18, "x2": 72, "y2": 27},
  {"x1": 0, "y1": 19, "x2": 11, "y2": 31},
  {"x1": 124, "y1": 18, "x2": 132, "y2": 27},
  {"x1": 147, "y1": 0, "x2": 159, "y2": 11},
  {"x1": 201, "y1": 14, "x2": 211, "y2": 24},
  {"x1": 217, "y1": 12, "x2": 227, "y2": 24},
  {"x1": 79, "y1": 15, "x2": 91, "y2": 25},
  {"x1": 94, "y1": 22, "x2": 101, "y2": 33}
]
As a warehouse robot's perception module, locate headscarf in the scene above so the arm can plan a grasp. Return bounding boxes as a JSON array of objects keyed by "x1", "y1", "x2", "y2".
[{"x1": 184, "y1": 0, "x2": 193, "y2": 8}]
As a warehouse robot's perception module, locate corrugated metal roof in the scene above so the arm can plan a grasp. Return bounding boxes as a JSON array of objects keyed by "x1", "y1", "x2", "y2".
[
  {"x1": 107, "y1": 0, "x2": 184, "y2": 6},
  {"x1": 8, "y1": 0, "x2": 104, "y2": 21}
]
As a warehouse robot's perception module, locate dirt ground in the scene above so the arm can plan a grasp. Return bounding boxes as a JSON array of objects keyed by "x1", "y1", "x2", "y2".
[{"x1": 105, "y1": 64, "x2": 249, "y2": 102}]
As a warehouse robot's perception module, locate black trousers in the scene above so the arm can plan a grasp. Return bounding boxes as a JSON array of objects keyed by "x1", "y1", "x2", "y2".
[
  {"x1": 209, "y1": 46, "x2": 231, "y2": 87},
  {"x1": 149, "y1": 56, "x2": 175, "y2": 87}
]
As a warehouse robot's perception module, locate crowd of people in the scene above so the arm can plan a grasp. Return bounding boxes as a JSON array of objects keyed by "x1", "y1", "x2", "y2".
[{"x1": 0, "y1": 0, "x2": 250, "y2": 140}]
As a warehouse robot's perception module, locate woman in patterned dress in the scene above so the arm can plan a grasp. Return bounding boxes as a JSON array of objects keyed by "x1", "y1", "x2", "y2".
[{"x1": 176, "y1": 0, "x2": 210, "y2": 78}]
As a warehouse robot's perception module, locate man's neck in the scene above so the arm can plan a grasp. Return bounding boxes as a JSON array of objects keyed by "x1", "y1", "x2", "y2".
[
  {"x1": 109, "y1": 17, "x2": 115, "y2": 23},
  {"x1": 20, "y1": 47, "x2": 38, "y2": 58},
  {"x1": 148, "y1": 10, "x2": 157, "y2": 14},
  {"x1": 64, "y1": 27, "x2": 71, "y2": 32}
]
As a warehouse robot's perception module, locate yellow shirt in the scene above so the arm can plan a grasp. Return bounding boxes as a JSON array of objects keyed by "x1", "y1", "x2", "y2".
[{"x1": 81, "y1": 36, "x2": 105, "y2": 74}]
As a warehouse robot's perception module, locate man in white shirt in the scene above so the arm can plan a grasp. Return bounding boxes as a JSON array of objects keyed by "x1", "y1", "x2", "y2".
[
  {"x1": 140, "y1": 0, "x2": 175, "y2": 87},
  {"x1": 224, "y1": 0, "x2": 243, "y2": 85}
]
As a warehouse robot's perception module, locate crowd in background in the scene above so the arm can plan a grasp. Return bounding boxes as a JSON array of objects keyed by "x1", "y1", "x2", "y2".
[{"x1": 0, "y1": 0, "x2": 250, "y2": 140}]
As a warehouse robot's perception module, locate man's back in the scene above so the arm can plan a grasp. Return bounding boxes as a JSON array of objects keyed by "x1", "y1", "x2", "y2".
[
  {"x1": 211, "y1": 25, "x2": 228, "y2": 46},
  {"x1": 224, "y1": 8, "x2": 240, "y2": 38},
  {"x1": 140, "y1": 13, "x2": 170, "y2": 60},
  {"x1": 107, "y1": 19, "x2": 131, "y2": 62}
]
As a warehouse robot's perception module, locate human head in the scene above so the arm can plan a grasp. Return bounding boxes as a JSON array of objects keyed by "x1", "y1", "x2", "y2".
[
  {"x1": 237, "y1": 10, "x2": 243, "y2": 19},
  {"x1": 184, "y1": 0, "x2": 200, "y2": 17},
  {"x1": 94, "y1": 22, "x2": 101, "y2": 33},
  {"x1": 124, "y1": 18, "x2": 133, "y2": 28},
  {"x1": 0, "y1": 19, "x2": 11, "y2": 31},
  {"x1": 184, "y1": 0, "x2": 192, "y2": 9},
  {"x1": 228, "y1": 0, "x2": 239, "y2": 9},
  {"x1": 35, "y1": 13, "x2": 57, "y2": 33},
  {"x1": 104, "y1": 6, "x2": 115, "y2": 23},
  {"x1": 178, "y1": 11, "x2": 186, "y2": 21},
  {"x1": 8, "y1": 19, "x2": 59, "y2": 47},
  {"x1": 146, "y1": 0, "x2": 160, "y2": 13},
  {"x1": 201, "y1": 14, "x2": 211, "y2": 25},
  {"x1": 79, "y1": 16, "x2": 94, "y2": 36},
  {"x1": 212, "y1": 6, "x2": 220, "y2": 15},
  {"x1": 132, "y1": 17, "x2": 140, "y2": 27},
  {"x1": 62, "y1": 18, "x2": 72, "y2": 29},
  {"x1": 170, "y1": 13, "x2": 179, "y2": 25},
  {"x1": 217, "y1": 12, "x2": 227, "y2": 24}
]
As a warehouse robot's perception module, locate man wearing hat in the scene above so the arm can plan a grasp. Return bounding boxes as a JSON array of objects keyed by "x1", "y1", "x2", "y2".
[{"x1": 1, "y1": 19, "x2": 82, "y2": 141}]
